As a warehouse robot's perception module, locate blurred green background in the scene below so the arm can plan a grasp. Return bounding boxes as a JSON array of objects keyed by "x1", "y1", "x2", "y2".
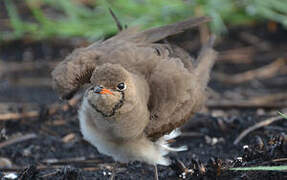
[{"x1": 1, "y1": 0, "x2": 287, "y2": 42}]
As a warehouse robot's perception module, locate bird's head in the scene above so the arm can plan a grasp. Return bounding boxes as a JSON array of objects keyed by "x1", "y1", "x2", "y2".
[{"x1": 84, "y1": 63, "x2": 137, "y2": 117}]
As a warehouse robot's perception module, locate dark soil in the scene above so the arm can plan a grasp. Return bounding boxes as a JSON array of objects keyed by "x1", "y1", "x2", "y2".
[{"x1": 0, "y1": 23, "x2": 287, "y2": 179}]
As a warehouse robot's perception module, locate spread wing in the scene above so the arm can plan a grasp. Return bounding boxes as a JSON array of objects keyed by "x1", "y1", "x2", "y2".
[
  {"x1": 51, "y1": 46, "x2": 102, "y2": 99},
  {"x1": 51, "y1": 16, "x2": 210, "y2": 99},
  {"x1": 127, "y1": 16, "x2": 210, "y2": 43},
  {"x1": 145, "y1": 40, "x2": 217, "y2": 141}
]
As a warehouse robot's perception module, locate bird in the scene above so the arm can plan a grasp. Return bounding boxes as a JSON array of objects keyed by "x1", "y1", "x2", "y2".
[{"x1": 51, "y1": 12, "x2": 217, "y2": 179}]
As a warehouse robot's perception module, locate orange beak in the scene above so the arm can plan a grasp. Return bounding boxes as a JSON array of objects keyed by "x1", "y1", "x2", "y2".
[{"x1": 99, "y1": 88, "x2": 113, "y2": 95}]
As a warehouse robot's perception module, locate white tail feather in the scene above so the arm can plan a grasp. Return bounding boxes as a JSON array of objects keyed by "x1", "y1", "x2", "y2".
[
  {"x1": 161, "y1": 144, "x2": 188, "y2": 152},
  {"x1": 163, "y1": 128, "x2": 182, "y2": 140},
  {"x1": 155, "y1": 128, "x2": 188, "y2": 159}
]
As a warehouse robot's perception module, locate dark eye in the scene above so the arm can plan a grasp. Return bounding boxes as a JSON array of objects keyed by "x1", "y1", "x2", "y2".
[
  {"x1": 154, "y1": 47, "x2": 161, "y2": 56},
  {"x1": 116, "y1": 82, "x2": 126, "y2": 91}
]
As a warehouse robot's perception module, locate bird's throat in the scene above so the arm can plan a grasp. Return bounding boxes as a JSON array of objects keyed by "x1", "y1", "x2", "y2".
[{"x1": 88, "y1": 92, "x2": 125, "y2": 117}]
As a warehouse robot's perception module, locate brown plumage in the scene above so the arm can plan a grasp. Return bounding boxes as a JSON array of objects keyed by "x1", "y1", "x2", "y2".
[{"x1": 51, "y1": 16, "x2": 217, "y2": 166}]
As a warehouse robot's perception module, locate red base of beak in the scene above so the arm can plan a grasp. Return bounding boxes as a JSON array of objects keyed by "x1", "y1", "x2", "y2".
[{"x1": 99, "y1": 88, "x2": 113, "y2": 95}]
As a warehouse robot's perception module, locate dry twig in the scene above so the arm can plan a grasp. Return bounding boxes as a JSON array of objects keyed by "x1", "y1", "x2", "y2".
[
  {"x1": 248, "y1": 93, "x2": 287, "y2": 104},
  {"x1": 0, "y1": 62, "x2": 57, "y2": 75},
  {"x1": 0, "y1": 158, "x2": 112, "y2": 174},
  {"x1": 272, "y1": 158, "x2": 287, "y2": 162},
  {"x1": 109, "y1": 8, "x2": 123, "y2": 31},
  {"x1": 0, "y1": 94, "x2": 81, "y2": 121},
  {"x1": 42, "y1": 157, "x2": 87, "y2": 164},
  {"x1": 218, "y1": 47, "x2": 255, "y2": 64},
  {"x1": 0, "y1": 111, "x2": 39, "y2": 121},
  {"x1": 239, "y1": 32, "x2": 271, "y2": 51},
  {"x1": 208, "y1": 92, "x2": 287, "y2": 109},
  {"x1": 0, "y1": 133, "x2": 37, "y2": 149},
  {"x1": 195, "y1": 7, "x2": 210, "y2": 45},
  {"x1": 233, "y1": 116, "x2": 284, "y2": 145},
  {"x1": 207, "y1": 100, "x2": 287, "y2": 109},
  {"x1": 181, "y1": 132, "x2": 204, "y2": 137},
  {"x1": 214, "y1": 58, "x2": 287, "y2": 84},
  {"x1": 7, "y1": 77, "x2": 52, "y2": 87}
]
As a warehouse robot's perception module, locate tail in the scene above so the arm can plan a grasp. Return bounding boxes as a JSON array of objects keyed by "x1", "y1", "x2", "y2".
[
  {"x1": 129, "y1": 16, "x2": 211, "y2": 43},
  {"x1": 194, "y1": 35, "x2": 218, "y2": 87},
  {"x1": 155, "y1": 128, "x2": 188, "y2": 165}
]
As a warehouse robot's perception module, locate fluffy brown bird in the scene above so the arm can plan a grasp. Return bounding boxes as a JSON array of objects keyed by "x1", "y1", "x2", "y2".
[{"x1": 52, "y1": 15, "x2": 217, "y2": 178}]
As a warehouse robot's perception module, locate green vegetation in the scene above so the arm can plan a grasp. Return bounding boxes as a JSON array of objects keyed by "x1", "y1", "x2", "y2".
[
  {"x1": 279, "y1": 112, "x2": 287, "y2": 119},
  {"x1": 1, "y1": 0, "x2": 287, "y2": 41},
  {"x1": 229, "y1": 165, "x2": 287, "y2": 171},
  {"x1": 230, "y1": 111, "x2": 287, "y2": 172}
]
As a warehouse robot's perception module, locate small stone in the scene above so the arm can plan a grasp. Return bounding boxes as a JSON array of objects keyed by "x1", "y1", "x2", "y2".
[
  {"x1": 243, "y1": 145, "x2": 249, "y2": 149},
  {"x1": 211, "y1": 110, "x2": 225, "y2": 117},
  {"x1": 3, "y1": 173, "x2": 18, "y2": 179},
  {"x1": 205, "y1": 136, "x2": 224, "y2": 145},
  {"x1": 62, "y1": 133, "x2": 76, "y2": 143},
  {"x1": 256, "y1": 109, "x2": 265, "y2": 116},
  {"x1": 0, "y1": 128, "x2": 8, "y2": 140},
  {"x1": 0, "y1": 157, "x2": 12, "y2": 168},
  {"x1": 236, "y1": 157, "x2": 243, "y2": 162},
  {"x1": 103, "y1": 171, "x2": 107, "y2": 176},
  {"x1": 22, "y1": 145, "x2": 34, "y2": 157}
]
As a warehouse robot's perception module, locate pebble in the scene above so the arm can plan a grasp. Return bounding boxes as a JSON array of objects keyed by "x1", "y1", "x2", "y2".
[
  {"x1": 211, "y1": 110, "x2": 226, "y2": 117},
  {"x1": 0, "y1": 157, "x2": 12, "y2": 168},
  {"x1": 3, "y1": 173, "x2": 18, "y2": 179}
]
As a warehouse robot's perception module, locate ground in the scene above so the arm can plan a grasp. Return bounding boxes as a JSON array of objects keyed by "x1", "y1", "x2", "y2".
[{"x1": 0, "y1": 23, "x2": 287, "y2": 179}]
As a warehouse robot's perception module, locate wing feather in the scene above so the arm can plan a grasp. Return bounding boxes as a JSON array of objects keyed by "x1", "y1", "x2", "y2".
[{"x1": 145, "y1": 43, "x2": 216, "y2": 140}]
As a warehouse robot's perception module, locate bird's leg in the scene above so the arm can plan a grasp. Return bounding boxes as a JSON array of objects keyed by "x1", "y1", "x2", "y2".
[
  {"x1": 154, "y1": 164, "x2": 159, "y2": 180},
  {"x1": 109, "y1": 162, "x2": 117, "y2": 180}
]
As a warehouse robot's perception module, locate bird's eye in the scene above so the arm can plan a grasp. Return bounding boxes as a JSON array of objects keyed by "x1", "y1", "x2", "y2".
[
  {"x1": 116, "y1": 82, "x2": 126, "y2": 91},
  {"x1": 154, "y1": 47, "x2": 161, "y2": 56}
]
